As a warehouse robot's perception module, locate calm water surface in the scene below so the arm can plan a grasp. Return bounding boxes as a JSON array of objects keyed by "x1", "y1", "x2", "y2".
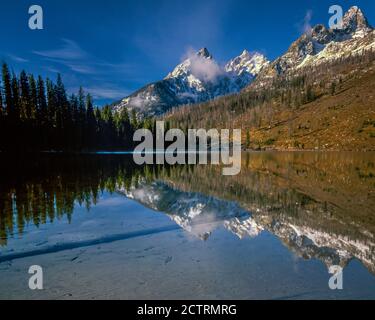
[{"x1": 0, "y1": 152, "x2": 374, "y2": 299}]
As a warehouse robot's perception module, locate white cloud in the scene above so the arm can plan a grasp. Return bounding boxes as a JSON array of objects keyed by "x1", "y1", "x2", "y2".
[
  {"x1": 303, "y1": 10, "x2": 313, "y2": 36},
  {"x1": 33, "y1": 39, "x2": 140, "y2": 78},
  {"x1": 8, "y1": 54, "x2": 29, "y2": 63},
  {"x1": 81, "y1": 86, "x2": 127, "y2": 100},
  {"x1": 33, "y1": 39, "x2": 87, "y2": 60},
  {"x1": 183, "y1": 48, "x2": 223, "y2": 82},
  {"x1": 66, "y1": 63, "x2": 97, "y2": 75}
]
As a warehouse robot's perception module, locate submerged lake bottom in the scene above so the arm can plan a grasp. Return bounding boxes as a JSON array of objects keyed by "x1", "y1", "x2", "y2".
[{"x1": 0, "y1": 152, "x2": 374, "y2": 299}]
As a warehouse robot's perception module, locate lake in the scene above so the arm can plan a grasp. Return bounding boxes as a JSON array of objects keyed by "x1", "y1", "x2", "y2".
[{"x1": 0, "y1": 152, "x2": 374, "y2": 299}]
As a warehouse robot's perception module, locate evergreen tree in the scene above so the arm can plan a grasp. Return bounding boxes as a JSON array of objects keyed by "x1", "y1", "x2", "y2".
[
  {"x1": 37, "y1": 76, "x2": 47, "y2": 125},
  {"x1": 0, "y1": 81, "x2": 3, "y2": 117},
  {"x1": 70, "y1": 94, "x2": 78, "y2": 123},
  {"x1": 11, "y1": 73, "x2": 20, "y2": 120},
  {"x1": 77, "y1": 87, "x2": 86, "y2": 149},
  {"x1": 0, "y1": 80, "x2": 3, "y2": 148},
  {"x1": 19, "y1": 70, "x2": 31, "y2": 120},
  {"x1": 2, "y1": 63, "x2": 12, "y2": 117},
  {"x1": 55, "y1": 74, "x2": 67, "y2": 131},
  {"x1": 131, "y1": 109, "x2": 138, "y2": 129},
  {"x1": 29, "y1": 74, "x2": 37, "y2": 120},
  {"x1": 86, "y1": 93, "x2": 96, "y2": 148},
  {"x1": 246, "y1": 130, "x2": 251, "y2": 148},
  {"x1": 115, "y1": 108, "x2": 132, "y2": 148},
  {"x1": 46, "y1": 78, "x2": 56, "y2": 125}
]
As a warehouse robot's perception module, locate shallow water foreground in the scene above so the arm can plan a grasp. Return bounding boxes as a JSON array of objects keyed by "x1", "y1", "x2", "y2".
[{"x1": 0, "y1": 152, "x2": 374, "y2": 300}]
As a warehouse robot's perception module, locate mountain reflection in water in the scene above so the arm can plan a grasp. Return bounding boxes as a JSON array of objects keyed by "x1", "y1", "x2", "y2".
[{"x1": 0, "y1": 152, "x2": 374, "y2": 277}]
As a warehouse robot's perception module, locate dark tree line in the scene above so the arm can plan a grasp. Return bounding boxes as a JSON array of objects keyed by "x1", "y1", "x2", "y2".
[{"x1": 0, "y1": 63, "x2": 136, "y2": 152}]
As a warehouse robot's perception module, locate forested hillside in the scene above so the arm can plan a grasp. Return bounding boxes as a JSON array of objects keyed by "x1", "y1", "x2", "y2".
[{"x1": 165, "y1": 50, "x2": 375, "y2": 151}]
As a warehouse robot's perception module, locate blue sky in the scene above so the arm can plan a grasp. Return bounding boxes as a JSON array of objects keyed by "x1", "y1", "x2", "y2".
[{"x1": 1, "y1": 0, "x2": 374, "y2": 105}]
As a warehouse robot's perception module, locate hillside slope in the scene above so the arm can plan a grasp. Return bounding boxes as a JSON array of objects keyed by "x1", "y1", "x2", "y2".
[{"x1": 244, "y1": 64, "x2": 375, "y2": 151}]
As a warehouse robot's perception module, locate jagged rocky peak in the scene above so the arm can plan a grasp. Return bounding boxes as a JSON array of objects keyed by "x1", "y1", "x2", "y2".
[
  {"x1": 225, "y1": 50, "x2": 270, "y2": 76},
  {"x1": 197, "y1": 47, "x2": 213, "y2": 59},
  {"x1": 302, "y1": 6, "x2": 372, "y2": 44},
  {"x1": 252, "y1": 5, "x2": 374, "y2": 81},
  {"x1": 307, "y1": 6, "x2": 372, "y2": 37},
  {"x1": 310, "y1": 24, "x2": 332, "y2": 42},
  {"x1": 166, "y1": 47, "x2": 215, "y2": 79},
  {"x1": 235, "y1": 49, "x2": 253, "y2": 60},
  {"x1": 342, "y1": 6, "x2": 372, "y2": 34}
]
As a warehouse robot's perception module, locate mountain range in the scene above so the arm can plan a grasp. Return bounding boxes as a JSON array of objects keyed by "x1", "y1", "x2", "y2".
[
  {"x1": 112, "y1": 6, "x2": 374, "y2": 121},
  {"x1": 254, "y1": 6, "x2": 374, "y2": 87},
  {"x1": 113, "y1": 48, "x2": 269, "y2": 118},
  {"x1": 164, "y1": 6, "x2": 375, "y2": 151}
]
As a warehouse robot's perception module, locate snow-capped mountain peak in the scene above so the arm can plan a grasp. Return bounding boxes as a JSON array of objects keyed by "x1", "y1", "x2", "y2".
[
  {"x1": 342, "y1": 6, "x2": 372, "y2": 35},
  {"x1": 114, "y1": 47, "x2": 269, "y2": 118},
  {"x1": 165, "y1": 48, "x2": 218, "y2": 80},
  {"x1": 225, "y1": 51, "x2": 270, "y2": 76},
  {"x1": 252, "y1": 6, "x2": 374, "y2": 86}
]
